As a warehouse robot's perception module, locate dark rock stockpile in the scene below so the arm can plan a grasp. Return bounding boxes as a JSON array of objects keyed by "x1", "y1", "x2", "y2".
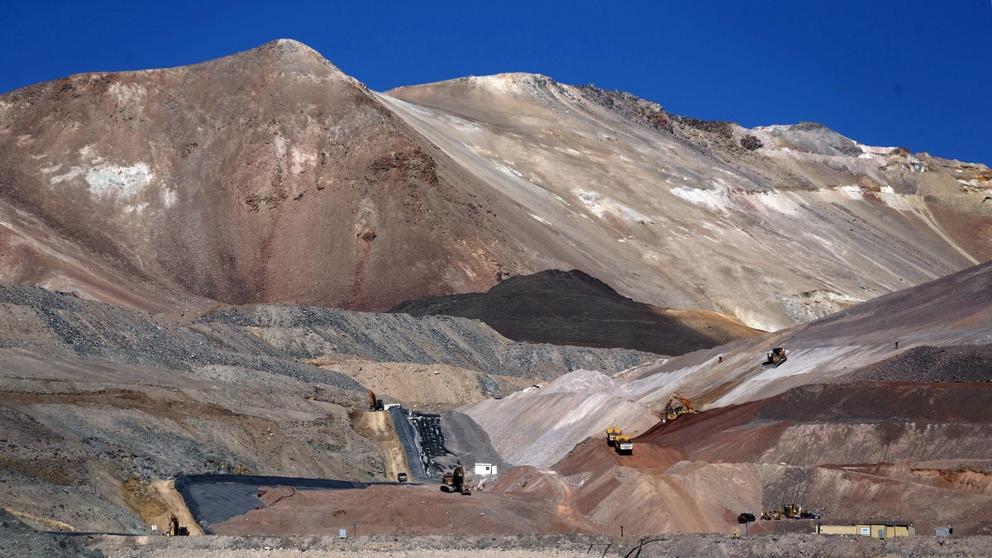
[
  {"x1": 392, "y1": 269, "x2": 759, "y2": 355},
  {"x1": 844, "y1": 344, "x2": 992, "y2": 383},
  {"x1": 206, "y1": 302, "x2": 657, "y2": 380}
]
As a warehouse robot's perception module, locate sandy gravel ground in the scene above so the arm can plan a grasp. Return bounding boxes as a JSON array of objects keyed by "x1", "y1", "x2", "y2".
[{"x1": 85, "y1": 533, "x2": 992, "y2": 558}]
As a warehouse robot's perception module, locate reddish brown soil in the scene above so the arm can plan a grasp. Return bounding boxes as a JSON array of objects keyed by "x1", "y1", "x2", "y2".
[
  {"x1": 635, "y1": 382, "x2": 992, "y2": 460},
  {"x1": 540, "y1": 382, "x2": 992, "y2": 535},
  {"x1": 755, "y1": 382, "x2": 992, "y2": 423},
  {"x1": 931, "y1": 203, "x2": 992, "y2": 262},
  {"x1": 212, "y1": 484, "x2": 594, "y2": 536},
  {"x1": 633, "y1": 399, "x2": 780, "y2": 463}
]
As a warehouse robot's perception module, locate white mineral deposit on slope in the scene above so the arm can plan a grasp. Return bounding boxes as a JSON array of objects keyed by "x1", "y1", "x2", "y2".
[
  {"x1": 383, "y1": 74, "x2": 986, "y2": 330},
  {"x1": 464, "y1": 369, "x2": 656, "y2": 466}
]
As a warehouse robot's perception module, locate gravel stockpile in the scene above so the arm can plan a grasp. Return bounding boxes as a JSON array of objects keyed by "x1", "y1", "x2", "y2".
[
  {"x1": 203, "y1": 304, "x2": 656, "y2": 380},
  {"x1": 0, "y1": 285, "x2": 363, "y2": 392},
  {"x1": 844, "y1": 344, "x2": 992, "y2": 383}
]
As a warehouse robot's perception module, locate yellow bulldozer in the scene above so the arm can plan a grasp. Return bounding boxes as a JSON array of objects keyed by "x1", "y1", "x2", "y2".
[
  {"x1": 763, "y1": 347, "x2": 788, "y2": 367},
  {"x1": 663, "y1": 392, "x2": 698, "y2": 422},
  {"x1": 440, "y1": 465, "x2": 471, "y2": 495}
]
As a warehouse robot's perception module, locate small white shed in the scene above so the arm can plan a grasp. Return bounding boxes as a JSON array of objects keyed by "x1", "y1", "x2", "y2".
[{"x1": 474, "y1": 463, "x2": 498, "y2": 476}]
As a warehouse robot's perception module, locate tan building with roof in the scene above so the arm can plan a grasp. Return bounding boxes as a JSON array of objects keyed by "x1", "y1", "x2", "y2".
[{"x1": 816, "y1": 521, "x2": 915, "y2": 539}]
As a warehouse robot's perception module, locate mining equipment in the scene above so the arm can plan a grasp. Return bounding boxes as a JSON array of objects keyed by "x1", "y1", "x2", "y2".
[
  {"x1": 614, "y1": 434, "x2": 634, "y2": 455},
  {"x1": 663, "y1": 392, "x2": 698, "y2": 422},
  {"x1": 441, "y1": 465, "x2": 471, "y2": 495},
  {"x1": 761, "y1": 503, "x2": 819, "y2": 520},
  {"x1": 763, "y1": 347, "x2": 788, "y2": 367},
  {"x1": 368, "y1": 390, "x2": 384, "y2": 411},
  {"x1": 397, "y1": 472, "x2": 408, "y2": 483},
  {"x1": 606, "y1": 426, "x2": 622, "y2": 447},
  {"x1": 166, "y1": 514, "x2": 188, "y2": 536}
]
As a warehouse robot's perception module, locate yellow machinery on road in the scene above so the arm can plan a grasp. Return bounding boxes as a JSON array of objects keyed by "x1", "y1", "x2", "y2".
[
  {"x1": 166, "y1": 514, "x2": 189, "y2": 536},
  {"x1": 761, "y1": 503, "x2": 819, "y2": 520},
  {"x1": 663, "y1": 392, "x2": 698, "y2": 422},
  {"x1": 606, "y1": 427, "x2": 622, "y2": 447},
  {"x1": 763, "y1": 347, "x2": 788, "y2": 367},
  {"x1": 441, "y1": 466, "x2": 471, "y2": 495},
  {"x1": 368, "y1": 390, "x2": 384, "y2": 411},
  {"x1": 614, "y1": 434, "x2": 633, "y2": 455}
]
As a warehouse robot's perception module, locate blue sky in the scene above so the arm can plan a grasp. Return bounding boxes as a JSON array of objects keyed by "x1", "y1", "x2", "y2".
[{"x1": 2, "y1": 1, "x2": 989, "y2": 164}]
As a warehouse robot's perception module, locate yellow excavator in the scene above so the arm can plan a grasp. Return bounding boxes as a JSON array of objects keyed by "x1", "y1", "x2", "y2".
[
  {"x1": 166, "y1": 514, "x2": 188, "y2": 536},
  {"x1": 368, "y1": 390, "x2": 384, "y2": 411},
  {"x1": 663, "y1": 392, "x2": 698, "y2": 422},
  {"x1": 761, "y1": 503, "x2": 819, "y2": 520},
  {"x1": 441, "y1": 466, "x2": 471, "y2": 495}
]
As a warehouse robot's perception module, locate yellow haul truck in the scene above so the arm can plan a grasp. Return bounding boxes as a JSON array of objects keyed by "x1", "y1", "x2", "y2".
[{"x1": 614, "y1": 434, "x2": 634, "y2": 455}]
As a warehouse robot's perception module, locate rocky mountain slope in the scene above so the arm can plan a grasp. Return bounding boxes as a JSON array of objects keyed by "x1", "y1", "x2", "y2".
[
  {"x1": 392, "y1": 269, "x2": 760, "y2": 354},
  {"x1": 0, "y1": 40, "x2": 542, "y2": 313},
  {"x1": 384, "y1": 75, "x2": 991, "y2": 330},
  {"x1": 1, "y1": 39, "x2": 989, "y2": 330}
]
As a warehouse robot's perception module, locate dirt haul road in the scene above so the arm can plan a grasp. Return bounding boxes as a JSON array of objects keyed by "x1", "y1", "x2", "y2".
[{"x1": 350, "y1": 411, "x2": 413, "y2": 482}]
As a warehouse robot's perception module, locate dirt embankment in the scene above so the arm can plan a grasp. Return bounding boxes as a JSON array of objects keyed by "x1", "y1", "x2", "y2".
[
  {"x1": 0, "y1": 287, "x2": 394, "y2": 533},
  {"x1": 122, "y1": 479, "x2": 205, "y2": 536},
  {"x1": 540, "y1": 381, "x2": 992, "y2": 535},
  {"x1": 313, "y1": 358, "x2": 530, "y2": 409},
  {"x1": 463, "y1": 369, "x2": 659, "y2": 467},
  {"x1": 350, "y1": 411, "x2": 412, "y2": 481}
]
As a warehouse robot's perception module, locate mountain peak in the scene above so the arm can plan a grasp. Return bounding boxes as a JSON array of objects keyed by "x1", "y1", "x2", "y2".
[
  {"x1": 463, "y1": 72, "x2": 560, "y2": 94},
  {"x1": 390, "y1": 72, "x2": 562, "y2": 98},
  {"x1": 259, "y1": 38, "x2": 325, "y2": 59},
  {"x1": 225, "y1": 38, "x2": 354, "y2": 83}
]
